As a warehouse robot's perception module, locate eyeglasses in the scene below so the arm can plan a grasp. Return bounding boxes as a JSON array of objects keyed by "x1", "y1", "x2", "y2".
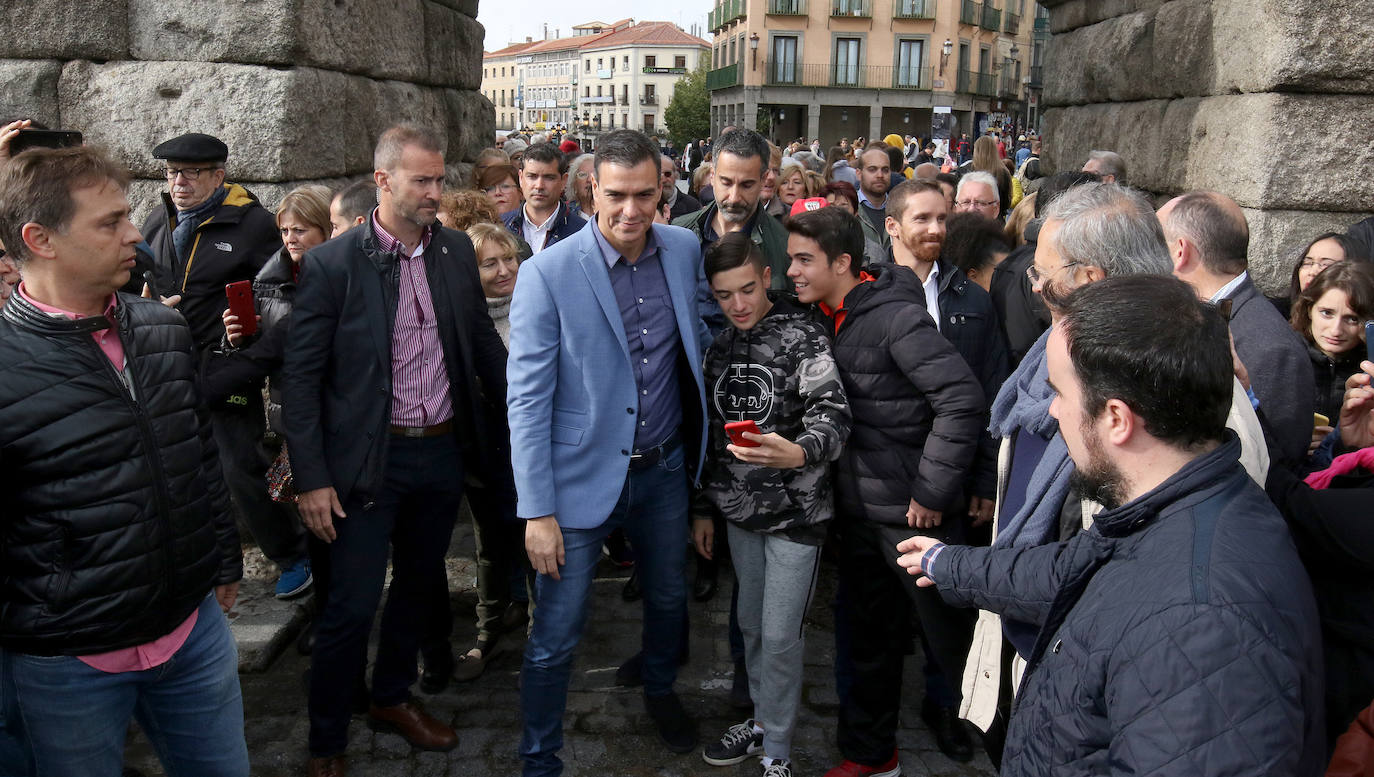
[
  {"x1": 164, "y1": 167, "x2": 218, "y2": 181},
  {"x1": 955, "y1": 199, "x2": 998, "y2": 210},
  {"x1": 1026, "y1": 261, "x2": 1080, "y2": 287},
  {"x1": 484, "y1": 183, "x2": 518, "y2": 194},
  {"x1": 1299, "y1": 257, "x2": 1339, "y2": 273}
]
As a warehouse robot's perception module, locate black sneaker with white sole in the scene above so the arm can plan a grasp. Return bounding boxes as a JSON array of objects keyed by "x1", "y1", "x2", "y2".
[
  {"x1": 762, "y1": 758, "x2": 793, "y2": 777},
  {"x1": 702, "y1": 719, "x2": 763, "y2": 766}
]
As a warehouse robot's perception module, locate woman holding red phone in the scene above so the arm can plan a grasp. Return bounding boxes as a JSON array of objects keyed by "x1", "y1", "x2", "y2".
[{"x1": 204, "y1": 185, "x2": 332, "y2": 608}]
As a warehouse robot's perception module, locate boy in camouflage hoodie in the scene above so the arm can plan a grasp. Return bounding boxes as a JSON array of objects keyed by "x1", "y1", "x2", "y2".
[{"x1": 692, "y1": 231, "x2": 851, "y2": 777}]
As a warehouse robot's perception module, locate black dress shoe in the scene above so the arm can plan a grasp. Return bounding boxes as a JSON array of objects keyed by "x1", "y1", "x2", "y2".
[
  {"x1": 693, "y1": 559, "x2": 718, "y2": 602},
  {"x1": 644, "y1": 691, "x2": 696, "y2": 754},
  {"x1": 420, "y1": 651, "x2": 453, "y2": 694},
  {"x1": 621, "y1": 567, "x2": 642, "y2": 602},
  {"x1": 921, "y1": 697, "x2": 974, "y2": 762}
]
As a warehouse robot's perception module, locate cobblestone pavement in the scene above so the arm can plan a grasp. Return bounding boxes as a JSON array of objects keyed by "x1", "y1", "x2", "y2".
[{"x1": 124, "y1": 519, "x2": 997, "y2": 777}]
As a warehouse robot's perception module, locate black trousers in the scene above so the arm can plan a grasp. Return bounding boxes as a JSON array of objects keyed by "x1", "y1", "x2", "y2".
[
  {"x1": 209, "y1": 407, "x2": 306, "y2": 566},
  {"x1": 834, "y1": 518, "x2": 977, "y2": 766},
  {"x1": 307, "y1": 434, "x2": 465, "y2": 757}
]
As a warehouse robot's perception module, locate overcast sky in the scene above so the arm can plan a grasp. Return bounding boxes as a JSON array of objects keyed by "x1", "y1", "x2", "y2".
[{"x1": 478, "y1": 1, "x2": 713, "y2": 50}]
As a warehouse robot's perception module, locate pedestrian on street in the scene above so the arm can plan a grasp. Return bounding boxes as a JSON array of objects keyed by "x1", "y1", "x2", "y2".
[
  {"x1": 694, "y1": 230, "x2": 851, "y2": 777},
  {"x1": 0, "y1": 145, "x2": 247, "y2": 777},
  {"x1": 283, "y1": 123, "x2": 509, "y2": 777},
  {"x1": 139, "y1": 131, "x2": 312, "y2": 599},
  {"x1": 507, "y1": 129, "x2": 712, "y2": 777}
]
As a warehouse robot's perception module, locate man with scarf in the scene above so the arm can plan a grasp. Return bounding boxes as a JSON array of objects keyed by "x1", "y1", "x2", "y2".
[
  {"x1": 960, "y1": 182, "x2": 1270, "y2": 765},
  {"x1": 140, "y1": 132, "x2": 310, "y2": 599}
]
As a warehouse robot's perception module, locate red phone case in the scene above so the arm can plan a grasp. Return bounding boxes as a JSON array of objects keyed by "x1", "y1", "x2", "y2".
[
  {"x1": 725, "y1": 420, "x2": 761, "y2": 447},
  {"x1": 225, "y1": 281, "x2": 257, "y2": 337}
]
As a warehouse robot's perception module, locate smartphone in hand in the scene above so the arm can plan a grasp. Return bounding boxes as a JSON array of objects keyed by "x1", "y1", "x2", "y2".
[
  {"x1": 225, "y1": 281, "x2": 257, "y2": 337},
  {"x1": 725, "y1": 420, "x2": 761, "y2": 448}
]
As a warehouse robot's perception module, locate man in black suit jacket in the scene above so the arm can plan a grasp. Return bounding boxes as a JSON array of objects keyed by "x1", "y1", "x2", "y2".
[
  {"x1": 1160, "y1": 191, "x2": 1313, "y2": 466},
  {"x1": 283, "y1": 124, "x2": 508, "y2": 777}
]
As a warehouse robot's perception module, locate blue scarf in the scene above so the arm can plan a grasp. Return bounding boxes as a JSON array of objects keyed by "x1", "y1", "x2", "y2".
[
  {"x1": 989, "y1": 328, "x2": 1076, "y2": 550},
  {"x1": 171, "y1": 185, "x2": 229, "y2": 265}
]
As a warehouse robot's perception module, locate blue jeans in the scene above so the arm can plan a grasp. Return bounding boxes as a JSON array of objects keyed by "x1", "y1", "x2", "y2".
[
  {"x1": 1, "y1": 594, "x2": 248, "y2": 777},
  {"x1": 519, "y1": 443, "x2": 690, "y2": 777}
]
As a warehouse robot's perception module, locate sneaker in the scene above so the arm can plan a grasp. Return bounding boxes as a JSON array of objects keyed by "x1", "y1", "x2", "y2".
[
  {"x1": 275, "y1": 557, "x2": 313, "y2": 599},
  {"x1": 763, "y1": 759, "x2": 793, "y2": 777},
  {"x1": 644, "y1": 691, "x2": 696, "y2": 754},
  {"x1": 822, "y1": 750, "x2": 901, "y2": 777},
  {"x1": 702, "y1": 719, "x2": 763, "y2": 766}
]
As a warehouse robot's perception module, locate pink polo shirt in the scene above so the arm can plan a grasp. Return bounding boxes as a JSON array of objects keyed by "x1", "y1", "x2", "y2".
[{"x1": 17, "y1": 284, "x2": 198, "y2": 672}]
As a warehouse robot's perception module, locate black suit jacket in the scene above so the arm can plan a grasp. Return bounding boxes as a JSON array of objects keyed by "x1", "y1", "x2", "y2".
[
  {"x1": 1224, "y1": 275, "x2": 1313, "y2": 467},
  {"x1": 282, "y1": 222, "x2": 509, "y2": 505}
]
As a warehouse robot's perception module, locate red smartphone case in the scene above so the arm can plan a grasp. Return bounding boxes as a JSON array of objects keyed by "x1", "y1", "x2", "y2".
[
  {"x1": 225, "y1": 281, "x2": 257, "y2": 337},
  {"x1": 724, "y1": 420, "x2": 761, "y2": 448}
]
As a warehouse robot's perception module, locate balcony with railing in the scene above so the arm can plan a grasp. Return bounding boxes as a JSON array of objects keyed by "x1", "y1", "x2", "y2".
[
  {"x1": 1034, "y1": 15, "x2": 1049, "y2": 32},
  {"x1": 831, "y1": 0, "x2": 872, "y2": 17},
  {"x1": 894, "y1": 0, "x2": 935, "y2": 19},
  {"x1": 960, "y1": 0, "x2": 981, "y2": 26},
  {"x1": 1029, "y1": 65, "x2": 1042, "y2": 87},
  {"x1": 980, "y1": 3, "x2": 1001, "y2": 30},
  {"x1": 999, "y1": 72, "x2": 1020, "y2": 98},
  {"x1": 640, "y1": 94, "x2": 658, "y2": 105},
  {"x1": 957, "y1": 69, "x2": 996, "y2": 97},
  {"x1": 762, "y1": 61, "x2": 932, "y2": 90},
  {"x1": 1003, "y1": 11, "x2": 1020, "y2": 34},
  {"x1": 706, "y1": 63, "x2": 740, "y2": 91},
  {"x1": 767, "y1": 0, "x2": 807, "y2": 15},
  {"x1": 708, "y1": 0, "x2": 747, "y2": 32}
]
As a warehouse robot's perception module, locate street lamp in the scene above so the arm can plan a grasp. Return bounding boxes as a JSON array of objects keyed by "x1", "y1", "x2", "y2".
[
  {"x1": 749, "y1": 32, "x2": 760, "y2": 71},
  {"x1": 939, "y1": 38, "x2": 953, "y2": 76}
]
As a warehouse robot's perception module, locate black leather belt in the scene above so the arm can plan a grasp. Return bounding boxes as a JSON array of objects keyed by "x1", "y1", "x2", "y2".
[
  {"x1": 629, "y1": 428, "x2": 682, "y2": 471},
  {"x1": 388, "y1": 419, "x2": 453, "y2": 438}
]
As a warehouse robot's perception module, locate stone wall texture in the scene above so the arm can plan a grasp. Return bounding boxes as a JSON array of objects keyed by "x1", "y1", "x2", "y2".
[
  {"x1": 1039, "y1": 0, "x2": 1374, "y2": 293},
  {"x1": 0, "y1": 0, "x2": 492, "y2": 223}
]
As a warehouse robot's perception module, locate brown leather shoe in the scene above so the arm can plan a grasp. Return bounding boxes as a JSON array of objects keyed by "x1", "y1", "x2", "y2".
[
  {"x1": 306, "y1": 755, "x2": 346, "y2": 777},
  {"x1": 367, "y1": 700, "x2": 458, "y2": 752}
]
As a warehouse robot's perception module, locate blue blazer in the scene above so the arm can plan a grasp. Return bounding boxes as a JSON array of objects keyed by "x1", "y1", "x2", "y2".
[{"x1": 507, "y1": 221, "x2": 711, "y2": 529}]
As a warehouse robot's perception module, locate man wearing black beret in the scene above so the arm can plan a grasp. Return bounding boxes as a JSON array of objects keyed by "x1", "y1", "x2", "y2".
[{"x1": 141, "y1": 132, "x2": 312, "y2": 600}]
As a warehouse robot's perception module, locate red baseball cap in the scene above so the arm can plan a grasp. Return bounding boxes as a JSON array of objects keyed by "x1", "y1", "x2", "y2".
[{"x1": 789, "y1": 197, "x2": 829, "y2": 216}]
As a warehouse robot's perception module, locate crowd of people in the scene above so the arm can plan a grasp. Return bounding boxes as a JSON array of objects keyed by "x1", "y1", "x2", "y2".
[{"x1": 0, "y1": 112, "x2": 1372, "y2": 777}]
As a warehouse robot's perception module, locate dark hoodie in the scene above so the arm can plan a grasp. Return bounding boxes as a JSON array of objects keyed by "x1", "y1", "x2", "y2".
[
  {"x1": 823, "y1": 264, "x2": 984, "y2": 527},
  {"x1": 701, "y1": 297, "x2": 851, "y2": 541}
]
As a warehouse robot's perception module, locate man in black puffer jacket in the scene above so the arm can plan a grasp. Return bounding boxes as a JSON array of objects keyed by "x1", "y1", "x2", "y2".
[
  {"x1": 899, "y1": 276, "x2": 1325, "y2": 776},
  {"x1": 0, "y1": 147, "x2": 246, "y2": 775},
  {"x1": 784, "y1": 205, "x2": 984, "y2": 777}
]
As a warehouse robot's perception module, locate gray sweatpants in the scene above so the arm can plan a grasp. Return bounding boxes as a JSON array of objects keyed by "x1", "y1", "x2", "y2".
[{"x1": 727, "y1": 522, "x2": 822, "y2": 761}]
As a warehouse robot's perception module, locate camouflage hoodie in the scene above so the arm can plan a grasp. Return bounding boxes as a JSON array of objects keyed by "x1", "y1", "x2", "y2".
[{"x1": 700, "y1": 296, "x2": 851, "y2": 536}]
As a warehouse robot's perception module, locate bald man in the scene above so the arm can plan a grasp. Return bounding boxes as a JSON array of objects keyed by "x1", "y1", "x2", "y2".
[{"x1": 1159, "y1": 191, "x2": 1313, "y2": 465}]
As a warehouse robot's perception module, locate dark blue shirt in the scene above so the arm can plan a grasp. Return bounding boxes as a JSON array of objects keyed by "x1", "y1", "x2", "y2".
[{"x1": 592, "y1": 220, "x2": 683, "y2": 450}]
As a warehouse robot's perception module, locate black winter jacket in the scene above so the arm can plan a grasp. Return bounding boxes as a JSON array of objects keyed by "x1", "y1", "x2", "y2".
[
  {"x1": 201, "y1": 249, "x2": 296, "y2": 433},
  {"x1": 989, "y1": 242, "x2": 1050, "y2": 368},
  {"x1": 825, "y1": 265, "x2": 983, "y2": 525},
  {"x1": 0, "y1": 293, "x2": 240, "y2": 655},
  {"x1": 935, "y1": 437, "x2": 1326, "y2": 776},
  {"x1": 139, "y1": 184, "x2": 282, "y2": 352},
  {"x1": 1307, "y1": 342, "x2": 1366, "y2": 421},
  {"x1": 501, "y1": 202, "x2": 586, "y2": 253}
]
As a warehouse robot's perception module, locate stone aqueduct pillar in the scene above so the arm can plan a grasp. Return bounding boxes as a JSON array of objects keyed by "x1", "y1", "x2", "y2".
[
  {"x1": 1039, "y1": 0, "x2": 1373, "y2": 293},
  {"x1": 0, "y1": 0, "x2": 491, "y2": 220}
]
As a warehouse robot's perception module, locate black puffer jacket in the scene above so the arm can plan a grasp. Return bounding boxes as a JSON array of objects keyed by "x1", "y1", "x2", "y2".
[
  {"x1": 0, "y1": 293, "x2": 240, "y2": 656},
  {"x1": 934, "y1": 437, "x2": 1326, "y2": 776},
  {"x1": 826, "y1": 264, "x2": 983, "y2": 525}
]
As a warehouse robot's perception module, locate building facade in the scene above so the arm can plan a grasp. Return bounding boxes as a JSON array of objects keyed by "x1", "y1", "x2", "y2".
[
  {"x1": 575, "y1": 23, "x2": 711, "y2": 144},
  {"x1": 706, "y1": 0, "x2": 1043, "y2": 149},
  {"x1": 482, "y1": 20, "x2": 707, "y2": 144}
]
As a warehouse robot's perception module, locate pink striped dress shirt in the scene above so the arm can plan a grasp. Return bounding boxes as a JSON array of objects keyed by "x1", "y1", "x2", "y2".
[{"x1": 371, "y1": 213, "x2": 454, "y2": 426}]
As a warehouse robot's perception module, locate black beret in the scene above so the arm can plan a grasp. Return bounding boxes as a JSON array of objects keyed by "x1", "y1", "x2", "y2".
[{"x1": 152, "y1": 133, "x2": 228, "y2": 163}]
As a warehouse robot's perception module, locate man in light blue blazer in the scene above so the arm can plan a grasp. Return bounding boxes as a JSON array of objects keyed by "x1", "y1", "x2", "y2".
[{"x1": 507, "y1": 129, "x2": 712, "y2": 777}]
